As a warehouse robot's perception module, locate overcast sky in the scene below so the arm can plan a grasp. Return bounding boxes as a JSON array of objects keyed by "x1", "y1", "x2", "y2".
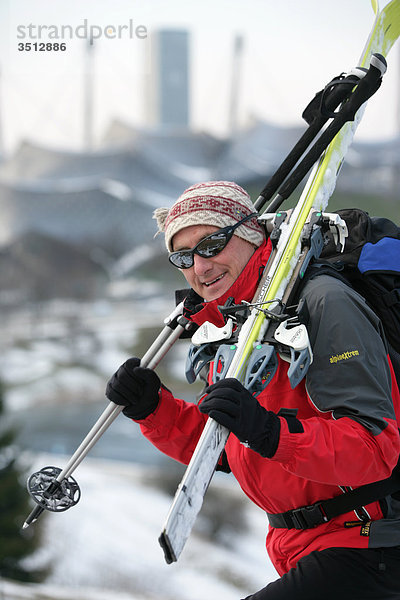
[{"x1": 1, "y1": 0, "x2": 399, "y2": 154}]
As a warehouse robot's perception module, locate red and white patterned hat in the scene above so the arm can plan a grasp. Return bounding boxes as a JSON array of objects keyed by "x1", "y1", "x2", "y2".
[{"x1": 153, "y1": 181, "x2": 264, "y2": 252}]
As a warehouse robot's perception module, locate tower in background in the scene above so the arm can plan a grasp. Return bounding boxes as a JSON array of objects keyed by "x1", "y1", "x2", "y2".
[{"x1": 145, "y1": 29, "x2": 190, "y2": 129}]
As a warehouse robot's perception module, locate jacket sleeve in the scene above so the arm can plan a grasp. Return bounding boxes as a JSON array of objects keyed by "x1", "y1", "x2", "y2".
[
  {"x1": 137, "y1": 385, "x2": 208, "y2": 465},
  {"x1": 271, "y1": 274, "x2": 400, "y2": 486}
]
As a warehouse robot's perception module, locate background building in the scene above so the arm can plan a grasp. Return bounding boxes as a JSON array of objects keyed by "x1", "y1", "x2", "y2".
[{"x1": 146, "y1": 29, "x2": 190, "y2": 129}]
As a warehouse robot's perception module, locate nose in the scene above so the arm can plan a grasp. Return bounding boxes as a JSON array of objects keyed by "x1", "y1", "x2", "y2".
[{"x1": 193, "y1": 253, "x2": 213, "y2": 276}]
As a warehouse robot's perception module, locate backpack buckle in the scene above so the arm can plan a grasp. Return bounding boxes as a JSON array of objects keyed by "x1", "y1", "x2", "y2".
[{"x1": 291, "y1": 502, "x2": 328, "y2": 529}]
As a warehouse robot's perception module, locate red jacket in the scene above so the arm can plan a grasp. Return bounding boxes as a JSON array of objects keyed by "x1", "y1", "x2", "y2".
[{"x1": 138, "y1": 240, "x2": 400, "y2": 575}]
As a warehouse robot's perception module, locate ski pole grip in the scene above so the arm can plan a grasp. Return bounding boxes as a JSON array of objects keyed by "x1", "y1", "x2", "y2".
[
  {"x1": 275, "y1": 53, "x2": 387, "y2": 202},
  {"x1": 255, "y1": 55, "x2": 385, "y2": 212},
  {"x1": 343, "y1": 53, "x2": 387, "y2": 119},
  {"x1": 370, "y1": 53, "x2": 387, "y2": 76},
  {"x1": 255, "y1": 71, "x2": 360, "y2": 211}
]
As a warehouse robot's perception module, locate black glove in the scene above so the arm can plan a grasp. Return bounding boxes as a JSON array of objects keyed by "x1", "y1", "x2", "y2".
[
  {"x1": 199, "y1": 378, "x2": 281, "y2": 458},
  {"x1": 106, "y1": 357, "x2": 161, "y2": 420}
]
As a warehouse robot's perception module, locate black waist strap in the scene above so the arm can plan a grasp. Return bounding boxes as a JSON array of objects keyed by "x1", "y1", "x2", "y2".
[
  {"x1": 267, "y1": 502, "x2": 328, "y2": 530},
  {"x1": 267, "y1": 467, "x2": 400, "y2": 530}
]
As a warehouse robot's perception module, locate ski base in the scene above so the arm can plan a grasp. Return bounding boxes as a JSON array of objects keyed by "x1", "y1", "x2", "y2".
[{"x1": 159, "y1": 419, "x2": 229, "y2": 563}]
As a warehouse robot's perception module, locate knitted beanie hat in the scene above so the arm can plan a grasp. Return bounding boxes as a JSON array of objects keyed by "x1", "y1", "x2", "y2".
[{"x1": 153, "y1": 181, "x2": 264, "y2": 252}]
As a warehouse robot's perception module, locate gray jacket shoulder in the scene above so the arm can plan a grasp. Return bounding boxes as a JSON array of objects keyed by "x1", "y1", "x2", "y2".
[{"x1": 300, "y1": 274, "x2": 394, "y2": 434}]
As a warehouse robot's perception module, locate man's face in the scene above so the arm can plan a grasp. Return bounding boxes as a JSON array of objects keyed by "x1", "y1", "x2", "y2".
[{"x1": 172, "y1": 224, "x2": 256, "y2": 301}]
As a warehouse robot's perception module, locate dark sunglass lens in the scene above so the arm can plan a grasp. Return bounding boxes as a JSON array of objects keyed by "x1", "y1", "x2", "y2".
[
  {"x1": 196, "y1": 234, "x2": 228, "y2": 257},
  {"x1": 170, "y1": 251, "x2": 194, "y2": 269}
]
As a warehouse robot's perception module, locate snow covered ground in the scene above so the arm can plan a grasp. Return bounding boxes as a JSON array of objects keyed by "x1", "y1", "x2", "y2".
[
  {"x1": 15, "y1": 454, "x2": 278, "y2": 600},
  {"x1": 0, "y1": 296, "x2": 279, "y2": 599}
]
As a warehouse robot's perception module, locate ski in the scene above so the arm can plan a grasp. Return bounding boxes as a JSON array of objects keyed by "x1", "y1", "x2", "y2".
[{"x1": 159, "y1": 0, "x2": 400, "y2": 564}]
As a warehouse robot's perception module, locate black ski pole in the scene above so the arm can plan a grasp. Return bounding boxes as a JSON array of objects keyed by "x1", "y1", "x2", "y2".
[
  {"x1": 255, "y1": 53, "x2": 387, "y2": 215},
  {"x1": 254, "y1": 70, "x2": 362, "y2": 212}
]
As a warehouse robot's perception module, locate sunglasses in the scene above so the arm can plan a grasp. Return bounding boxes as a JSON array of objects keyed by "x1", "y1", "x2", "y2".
[{"x1": 168, "y1": 212, "x2": 258, "y2": 269}]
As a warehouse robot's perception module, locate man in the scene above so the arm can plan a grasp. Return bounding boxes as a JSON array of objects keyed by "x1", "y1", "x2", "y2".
[{"x1": 106, "y1": 181, "x2": 400, "y2": 599}]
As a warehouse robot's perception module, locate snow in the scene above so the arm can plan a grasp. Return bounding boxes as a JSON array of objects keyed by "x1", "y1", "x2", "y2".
[
  {"x1": 6, "y1": 367, "x2": 104, "y2": 412},
  {"x1": 0, "y1": 296, "x2": 279, "y2": 599},
  {"x1": 18, "y1": 454, "x2": 278, "y2": 600},
  {"x1": 0, "y1": 579, "x2": 135, "y2": 600}
]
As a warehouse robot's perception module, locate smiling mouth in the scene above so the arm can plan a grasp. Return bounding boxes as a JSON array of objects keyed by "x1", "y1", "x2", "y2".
[{"x1": 204, "y1": 273, "x2": 225, "y2": 287}]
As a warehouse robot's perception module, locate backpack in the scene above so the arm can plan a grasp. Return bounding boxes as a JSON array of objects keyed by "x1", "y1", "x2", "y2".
[
  {"x1": 308, "y1": 207, "x2": 400, "y2": 386},
  {"x1": 266, "y1": 208, "x2": 400, "y2": 531}
]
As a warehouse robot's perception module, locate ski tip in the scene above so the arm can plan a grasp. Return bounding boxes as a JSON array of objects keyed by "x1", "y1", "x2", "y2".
[
  {"x1": 158, "y1": 531, "x2": 177, "y2": 565},
  {"x1": 22, "y1": 522, "x2": 30, "y2": 530}
]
